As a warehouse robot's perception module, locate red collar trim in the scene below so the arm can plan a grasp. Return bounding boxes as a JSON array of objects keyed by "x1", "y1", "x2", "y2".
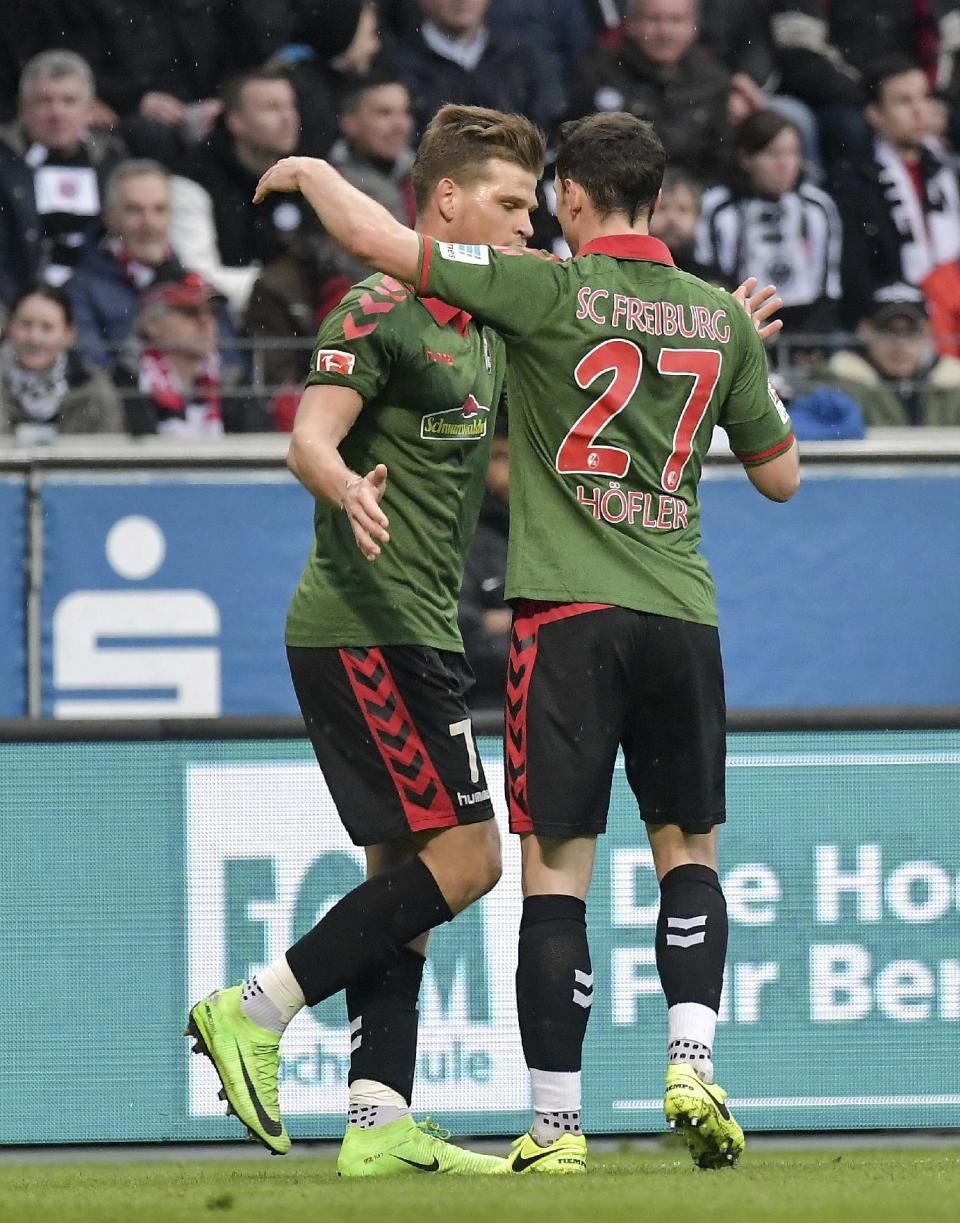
[
  {"x1": 420, "y1": 296, "x2": 473, "y2": 337},
  {"x1": 576, "y1": 234, "x2": 675, "y2": 265}
]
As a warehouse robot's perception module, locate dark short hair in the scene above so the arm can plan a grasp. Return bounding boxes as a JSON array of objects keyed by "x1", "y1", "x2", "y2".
[
  {"x1": 338, "y1": 69, "x2": 408, "y2": 115},
  {"x1": 734, "y1": 108, "x2": 800, "y2": 157},
  {"x1": 863, "y1": 55, "x2": 926, "y2": 106},
  {"x1": 221, "y1": 66, "x2": 293, "y2": 115},
  {"x1": 411, "y1": 104, "x2": 545, "y2": 213},
  {"x1": 555, "y1": 112, "x2": 665, "y2": 224},
  {"x1": 10, "y1": 282, "x2": 73, "y2": 326}
]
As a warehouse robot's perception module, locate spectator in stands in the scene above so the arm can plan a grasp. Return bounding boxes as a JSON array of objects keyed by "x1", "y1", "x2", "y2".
[
  {"x1": 566, "y1": 0, "x2": 756, "y2": 184},
  {"x1": 808, "y1": 284, "x2": 960, "y2": 426},
  {"x1": 696, "y1": 109, "x2": 842, "y2": 340},
  {"x1": 485, "y1": 0, "x2": 598, "y2": 77},
  {"x1": 698, "y1": 0, "x2": 775, "y2": 90},
  {"x1": 245, "y1": 216, "x2": 367, "y2": 398},
  {"x1": 68, "y1": 160, "x2": 186, "y2": 368},
  {"x1": 0, "y1": 51, "x2": 127, "y2": 306},
  {"x1": 835, "y1": 56, "x2": 960, "y2": 328},
  {"x1": 0, "y1": 283, "x2": 123, "y2": 441},
  {"x1": 922, "y1": 260, "x2": 960, "y2": 358},
  {"x1": 113, "y1": 272, "x2": 268, "y2": 436},
  {"x1": 0, "y1": 1, "x2": 75, "y2": 123},
  {"x1": 381, "y1": 0, "x2": 605, "y2": 66},
  {"x1": 330, "y1": 73, "x2": 417, "y2": 225},
  {"x1": 648, "y1": 166, "x2": 716, "y2": 280},
  {"x1": 66, "y1": 0, "x2": 297, "y2": 164},
  {"x1": 286, "y1": 0, "x2": 383, "y2": 157},
  {"x1": 246, "y1": 72, "x2": 417, "y2": 395},
  {"x1": 770, "y1": 1, "x2": 960, "y2": 175},
  {"x1": 383, "y1": 0, "x2": 564, "y2": 139},
  {"x1": 459, "y1": 420, "x2": 510, "y2": 712},
  {"x1": 170, "y1": 69, "x2": 302, "y2": 318}
]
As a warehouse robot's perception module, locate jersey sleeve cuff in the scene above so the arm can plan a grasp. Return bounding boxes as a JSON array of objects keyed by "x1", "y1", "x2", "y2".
[{"x1": 736, "y1": 432, "x2": 795, "y2": 466}]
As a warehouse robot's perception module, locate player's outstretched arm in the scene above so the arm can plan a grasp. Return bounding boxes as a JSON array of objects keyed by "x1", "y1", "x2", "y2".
[
  {"x1": 254, "y1": 157, "x2": 420, "y2": 284},
  {"x1": 288, "y1": 384, "x2": 391, "y2": 561}
]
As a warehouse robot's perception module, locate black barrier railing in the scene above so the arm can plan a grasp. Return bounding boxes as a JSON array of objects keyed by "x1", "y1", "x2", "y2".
[{"x1": 1, "y1": 706, "x2": 959, "y2": 742}]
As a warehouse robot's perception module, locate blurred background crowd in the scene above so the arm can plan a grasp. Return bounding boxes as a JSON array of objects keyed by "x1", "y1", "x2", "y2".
[{"x1": 2, "y1": 0, "x2": 960, "y2": 702}]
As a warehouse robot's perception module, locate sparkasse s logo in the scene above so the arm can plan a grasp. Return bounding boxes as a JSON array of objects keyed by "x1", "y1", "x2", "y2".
[
  {"x1": 315, "y1": 349, "x2": 356, "y2": 376},
  {"x1": 421, "y1": 394, "x2": 491, "y2": 441}
]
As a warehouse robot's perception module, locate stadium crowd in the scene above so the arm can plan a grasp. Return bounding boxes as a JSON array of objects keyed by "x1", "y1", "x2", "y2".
[
  {"x1": 2, "y1": 0, "x2": 960, "y2": 440},
  {"x1": 2, "y1": 0, "x2": 960, "y2": 695}
]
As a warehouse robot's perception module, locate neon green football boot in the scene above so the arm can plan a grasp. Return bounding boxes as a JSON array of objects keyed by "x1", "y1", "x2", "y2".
[
  {"x1": 505, "y1": 1129, "x2": 588, "y2": 1174},
  {"x1": 185, "y1": 985, "x2": 291, "y2": 1155},
  {"x1": 664, "y1": 1062, "x2": 744, "y2": 1169},
  {"x1": 337, "y1": 1116, "x2": 508, "y2": 1177}
]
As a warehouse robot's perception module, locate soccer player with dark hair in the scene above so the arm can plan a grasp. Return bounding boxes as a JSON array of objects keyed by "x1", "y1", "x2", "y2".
[
  {"x1": 186, "y1": 104, "x2": 545, "y2": 1176},
  {"x1": 254, "y1": 109, "x2": 798, "y2": 1174}
]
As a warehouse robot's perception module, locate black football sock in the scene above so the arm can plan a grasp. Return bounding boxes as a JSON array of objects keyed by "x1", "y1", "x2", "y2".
[
  {"x1": 515, "y1": 894, "x2": 592, "y2": 1143},
  {"x1": 655, "y1": 863, "x2": 728, "y2": 1079},
  {"x1": 286, "y1": 855, "x2": 451, "y2": 1006},
  {"x1": 346, "y1": 945, "x2": 425, "y2": 1108}
]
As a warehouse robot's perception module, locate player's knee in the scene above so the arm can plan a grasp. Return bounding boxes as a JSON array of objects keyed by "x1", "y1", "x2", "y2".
[
  {"x1": 475, "y1": 832, "x2": 503, "y2": 896},
  {"x1": 454, "y1": 826, "x2": 502, "y2": 908}
]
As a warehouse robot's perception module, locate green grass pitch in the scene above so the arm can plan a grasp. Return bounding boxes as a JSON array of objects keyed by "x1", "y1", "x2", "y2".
[{"x1": 2, "y1": 1147, "x2": 959, "y2": 1223}]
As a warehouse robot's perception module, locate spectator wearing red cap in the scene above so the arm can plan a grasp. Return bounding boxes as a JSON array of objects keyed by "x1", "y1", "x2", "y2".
[{"x1": 112, "y1": 272, "x2": 269, "y2": 436}]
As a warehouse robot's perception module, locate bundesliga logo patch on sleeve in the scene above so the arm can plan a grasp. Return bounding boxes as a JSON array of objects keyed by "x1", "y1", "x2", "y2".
[
  {"x1": 436, "y1": 242, "x2": 490, "y2": 265},
  {"x1": 315, "y1": 349, "x2": 356, "y2": 376},
  {"x1": 767, "y1": 379, "x2": 789, "y2": 423}
]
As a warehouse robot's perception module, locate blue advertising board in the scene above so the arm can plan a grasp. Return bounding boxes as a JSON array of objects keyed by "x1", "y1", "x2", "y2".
[
  {"x1": 0, "y1": 475, "x2": 26, "y2": 716},
  {"x1": 30, "y1": 464, "x2": 960, "y2": 716},
  {"x1": 40, "y1": 473, "x2": 314, "y2": 717},
  {"x1": 702, "y1": 464, "x2": 960, "y2": 707}
]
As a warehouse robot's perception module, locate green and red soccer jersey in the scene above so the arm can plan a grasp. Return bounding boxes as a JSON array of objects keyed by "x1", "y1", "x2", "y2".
[
  {"x1": 285, "y1": 271, "x2": 506, "y2": 649},
  {"x1": 417, "y1": 235, "x2": 793, "y2": 626}
]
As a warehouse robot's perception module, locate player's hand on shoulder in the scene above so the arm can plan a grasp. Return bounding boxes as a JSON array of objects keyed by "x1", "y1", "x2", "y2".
[
  {"x1": 253, "y1": 157, "x2": 329, "y2": 204},
  {"x1": 733, "y1": 276, "x2": 783, "y2": 343},
  {"x1": 342, "y1": 463, "x2": 390, "y2": 562}
]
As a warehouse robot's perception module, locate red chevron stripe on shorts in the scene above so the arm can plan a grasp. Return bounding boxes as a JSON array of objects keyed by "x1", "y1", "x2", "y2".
[
  {"x1": 339, "y1": 647, "x2": 457, "y2": 832},
  {"x1": 505, "y1": 601, "x2": 610, "y2": 833}
]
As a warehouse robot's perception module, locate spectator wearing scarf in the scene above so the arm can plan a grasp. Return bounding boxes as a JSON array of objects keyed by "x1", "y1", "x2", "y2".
[{"x1": 0, "y1": 283, "x2": 123, "y2": 441}]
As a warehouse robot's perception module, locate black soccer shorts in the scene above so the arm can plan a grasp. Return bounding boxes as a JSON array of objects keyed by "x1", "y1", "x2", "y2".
[
  {"x1": 287, "y1": 644, "x2": 494, "y2": 847},
  {"x1": 505, "y1": 601, "x2": 726, "y2": 837}
]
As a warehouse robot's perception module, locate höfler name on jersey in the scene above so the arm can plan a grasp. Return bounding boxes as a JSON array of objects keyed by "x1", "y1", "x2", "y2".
[{"x1": 577, "y1": 482, "x2": 689, "y2": 531}]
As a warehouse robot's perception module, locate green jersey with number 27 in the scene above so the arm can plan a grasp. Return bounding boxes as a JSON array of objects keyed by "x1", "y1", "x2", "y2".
[{"x1": 416, "y1": 235, "x2": 794, "y2": 627}]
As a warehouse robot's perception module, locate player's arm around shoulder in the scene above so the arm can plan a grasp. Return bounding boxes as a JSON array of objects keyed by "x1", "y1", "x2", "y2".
[{"x1": 254, "y1": 157, "x2": 421, "y2": 284}]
